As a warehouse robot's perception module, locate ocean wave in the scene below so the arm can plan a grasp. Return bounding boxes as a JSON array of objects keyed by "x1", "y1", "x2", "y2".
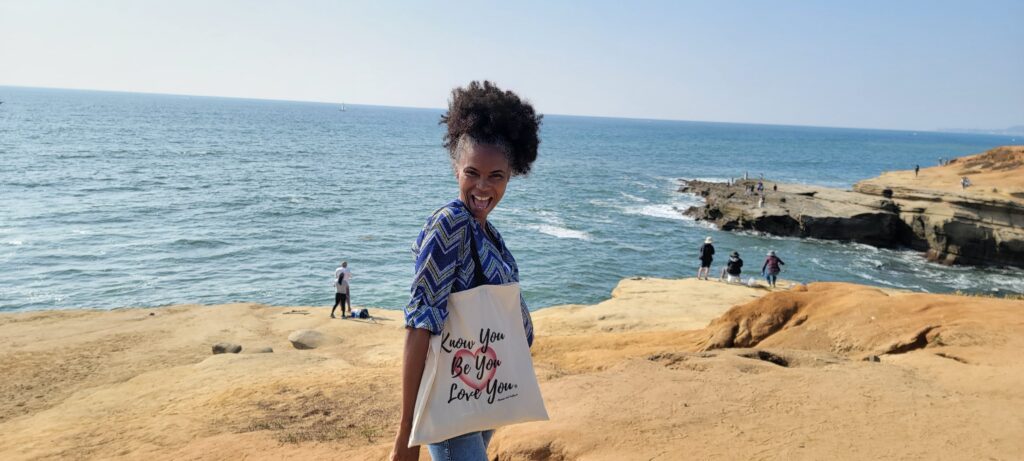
[
  {"x1": 531, "y1": 224, "x2": 593, "y2": 241},
  {"x1": 852, "y1": 271, "x2": 920, "y2": 290},
  {"x1": 619, "y1": 192, "x2": 648, "y2": 202},
  {"x1": 621, "y1": 204, "x2": 692, "y2": 221},
  {"x1": 615, "y1": 242, "x2": 653, "y2": 253},
  {"x1": 527, "y1": 210, "x2": 593, "y2": 241},
  {"x1": 4, "y1": 240, "x2": 24, "y2": 246},
  {"x1": 168, "y1": 238, "x2": 231, "y2": 248},
  {"x1": 628, "y1": 180, "x2": 660, "y2": 190}
]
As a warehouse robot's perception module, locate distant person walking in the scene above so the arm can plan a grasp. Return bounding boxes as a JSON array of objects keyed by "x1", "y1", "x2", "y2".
[
  {"x1": 719, "y1": 251, "x2": 743, "y2": 283},
  {"x1": 914, "y1": 164, "x2": 920, "y2": 177},
  {"x1": 961, "y1": 176, "x2": 971, "y2": 190},
  {"x1": 697, "y1": 237, "x2": 715, "y2": 280},
  {"x1": 756, "y1": 181, "x2": 764, "y2": 193},
  {"x1": 331, "y1": 261, "x2": 352, "y2": 318},
  {"x1": 761, "y1": 251, "x2": 785, "y2": 288}
]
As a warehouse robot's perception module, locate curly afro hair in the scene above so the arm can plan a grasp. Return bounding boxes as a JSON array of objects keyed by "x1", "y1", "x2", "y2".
[{"x1": 441, "y1": 81, "x2": 543, "y2": 176}]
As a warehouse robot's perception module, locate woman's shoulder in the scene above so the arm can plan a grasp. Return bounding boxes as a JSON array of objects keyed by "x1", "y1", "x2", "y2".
[{"x1": 424, "y1": 200, "x2": 473, "y2": 230}]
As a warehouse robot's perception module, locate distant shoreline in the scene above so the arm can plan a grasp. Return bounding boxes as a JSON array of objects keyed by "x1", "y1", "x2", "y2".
[{"x1": 4, "y1": 84, "x2": 1022, "y2": 135}]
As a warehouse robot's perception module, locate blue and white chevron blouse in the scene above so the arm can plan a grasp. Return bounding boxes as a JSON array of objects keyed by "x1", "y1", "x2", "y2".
[{"x1": 404, "y1": 199, "x2": 535, "y2": 346}]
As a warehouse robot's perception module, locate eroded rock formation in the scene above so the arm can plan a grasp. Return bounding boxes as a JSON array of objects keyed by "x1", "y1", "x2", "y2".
[{"x1": 681, "y1": 146, "x2": 1024, "y2": 268}]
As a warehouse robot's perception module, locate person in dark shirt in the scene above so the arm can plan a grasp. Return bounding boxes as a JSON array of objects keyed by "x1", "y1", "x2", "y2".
[
  {"x1": 719, "y1": 251, "x2": 743, "y2": 283},
  {"x1": 697, "y1": 236, "x2": 715, "y2": 280}
]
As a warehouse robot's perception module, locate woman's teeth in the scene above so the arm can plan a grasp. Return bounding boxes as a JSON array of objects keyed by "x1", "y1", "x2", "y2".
[{"x1": 472, "y1": 195, "x2": 491, "y2": 209}]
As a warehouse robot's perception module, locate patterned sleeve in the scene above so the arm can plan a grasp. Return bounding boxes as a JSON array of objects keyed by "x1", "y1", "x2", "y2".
[
  {"x1": 509, "y1": 254, "x2": 535, "y2": 347},
  {"x1": 520, "y1": 294, "x2": 535, "y2": 347},
  {"x1": 404, "y1": 207, "x2": 468, "y2": 334}
]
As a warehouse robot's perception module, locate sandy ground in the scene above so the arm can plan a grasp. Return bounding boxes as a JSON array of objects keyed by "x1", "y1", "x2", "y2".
[{"x1": 1, "y1": 278, "x2": 1022, "y2": 460}]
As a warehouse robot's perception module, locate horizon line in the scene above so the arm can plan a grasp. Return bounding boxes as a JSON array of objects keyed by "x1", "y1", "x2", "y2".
[{"x1": 1, "y1": 83, "x2": 1018, "y2": 136}]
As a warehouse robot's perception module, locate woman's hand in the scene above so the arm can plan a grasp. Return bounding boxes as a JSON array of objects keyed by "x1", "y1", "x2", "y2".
[
  {"x1": 388, "y1": 438, "x2": 420, "y2": 461},
  {"x1": 390, "y1": 328, "x2": 431, "y2": 461}
]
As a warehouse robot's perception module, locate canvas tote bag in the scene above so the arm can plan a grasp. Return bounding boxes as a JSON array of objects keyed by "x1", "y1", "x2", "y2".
[{"x1": 408, "y1": 282, "x2": 548, "y2": 446}]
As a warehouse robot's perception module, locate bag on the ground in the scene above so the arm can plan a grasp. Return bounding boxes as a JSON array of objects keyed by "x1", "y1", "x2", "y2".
[
  {"x1": 408, "y1": 283, "x2": 548, "y2": 446},
  {"x1": 351, "y1": 308, "x2": 369, "y2": 319}
]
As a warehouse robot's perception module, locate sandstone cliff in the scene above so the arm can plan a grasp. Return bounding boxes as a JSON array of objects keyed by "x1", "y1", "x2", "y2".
[
  {"x1": 681, "y1": 146, "x2": 1024, "y2": 268},
  {"x1": 3, "y1": 279, "x2": 1023, "y2": 460}
]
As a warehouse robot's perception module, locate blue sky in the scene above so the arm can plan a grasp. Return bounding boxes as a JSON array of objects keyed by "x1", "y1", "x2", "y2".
[{"x1": 1, "y1": 0, "x2": 1021, "y2": 130}]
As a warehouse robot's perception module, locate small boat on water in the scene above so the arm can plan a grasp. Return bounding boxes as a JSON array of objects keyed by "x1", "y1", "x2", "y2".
[{"x1": 338, "y1": 102, "x2": 346, "y2": 112}]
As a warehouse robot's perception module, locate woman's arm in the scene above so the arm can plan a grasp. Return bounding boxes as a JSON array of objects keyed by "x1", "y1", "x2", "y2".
[{"x1": 390, "y1": 327, "x2": 431, "y2": 461}]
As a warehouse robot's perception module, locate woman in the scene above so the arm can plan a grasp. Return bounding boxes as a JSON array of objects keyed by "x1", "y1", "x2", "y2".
[
  {"x1": 719, "y1": 251, "x2": 743, "y2": 283},
  {"x1": 697, "y1": 236, "x2": 715, "y2": 280},
  {"x1": 390, "y1": 81, "x2": 542, "y2": 461},
  {"x1": 762, "y1": 250, "x2": 785, "y2": 288}
]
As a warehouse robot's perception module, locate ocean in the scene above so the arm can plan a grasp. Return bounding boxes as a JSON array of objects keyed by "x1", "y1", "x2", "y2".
[{"x1": 1, "y1": 86, "x2": 1021, "y2": 312}]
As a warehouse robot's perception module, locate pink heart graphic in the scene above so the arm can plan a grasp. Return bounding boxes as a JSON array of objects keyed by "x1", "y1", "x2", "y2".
[{"x1": 454, "y1": 346, "x2": 499, "y2": 391}]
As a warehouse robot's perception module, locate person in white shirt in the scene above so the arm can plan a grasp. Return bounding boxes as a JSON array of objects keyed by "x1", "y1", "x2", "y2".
[{"x1": 331, "y1": 261, "x2": 352, "y2": 318}]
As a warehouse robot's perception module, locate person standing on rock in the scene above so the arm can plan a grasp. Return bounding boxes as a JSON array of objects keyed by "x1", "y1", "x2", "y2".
[
  {"x1": 762, "y1": 251, "x2": 785, "y2": 288},
  {"x1": 915, "y1": 164, "x2": 920, "y2": 177},
  {"x1": 331, "y1": 261, "x2": 351, "y2": 318},
  {"x1": 390, "y1": 81, "x2": 540, "y2": 461},
  {"x1": 697, "y1": 236, "x2": 715, "y2": 280}
]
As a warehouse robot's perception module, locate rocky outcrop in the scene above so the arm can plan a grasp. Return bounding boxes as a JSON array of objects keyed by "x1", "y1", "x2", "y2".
[
  {"x1": 680, "y1": 180, "x2": 915, "y2": 248},
  {"x1": 680, "y1": 146, "x2": 1024, "y2": 269},
  {"x1": 288, "y1": 329, "x2": 326, "y2": 350}
]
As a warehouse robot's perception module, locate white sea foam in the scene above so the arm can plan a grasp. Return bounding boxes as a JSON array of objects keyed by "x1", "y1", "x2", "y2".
[
  {"x1": 527, "y1": 210, "x2": 594, "y2": 241},
  {"x1": 5, "y1": 240, "x2": 23, "y2": 246},
  {"x1": 622, "y1": 204, "x2": 692, "y2": 221},
  {"x1": 853, "y1": 271, "x2": 918, "y2": 289},
  {"x1": 619, "y1": 192, "x2": 648, "y2": 202},
  {"x1": 532, "y1": 224, "x2": 593, "y2": 241}
]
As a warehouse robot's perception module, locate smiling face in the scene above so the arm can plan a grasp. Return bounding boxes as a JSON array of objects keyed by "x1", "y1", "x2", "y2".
[{"x1": 455, "y1": 142, "x2": 511, "y2": 226}]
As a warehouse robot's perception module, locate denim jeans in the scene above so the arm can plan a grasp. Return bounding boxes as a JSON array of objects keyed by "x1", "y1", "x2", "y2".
[
  {"x1": 765, "y1": 273, "x2": 778, "y2": 286},
  {"x1": 427, "y1": 430, "x2": 494, "y2": 461}
]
